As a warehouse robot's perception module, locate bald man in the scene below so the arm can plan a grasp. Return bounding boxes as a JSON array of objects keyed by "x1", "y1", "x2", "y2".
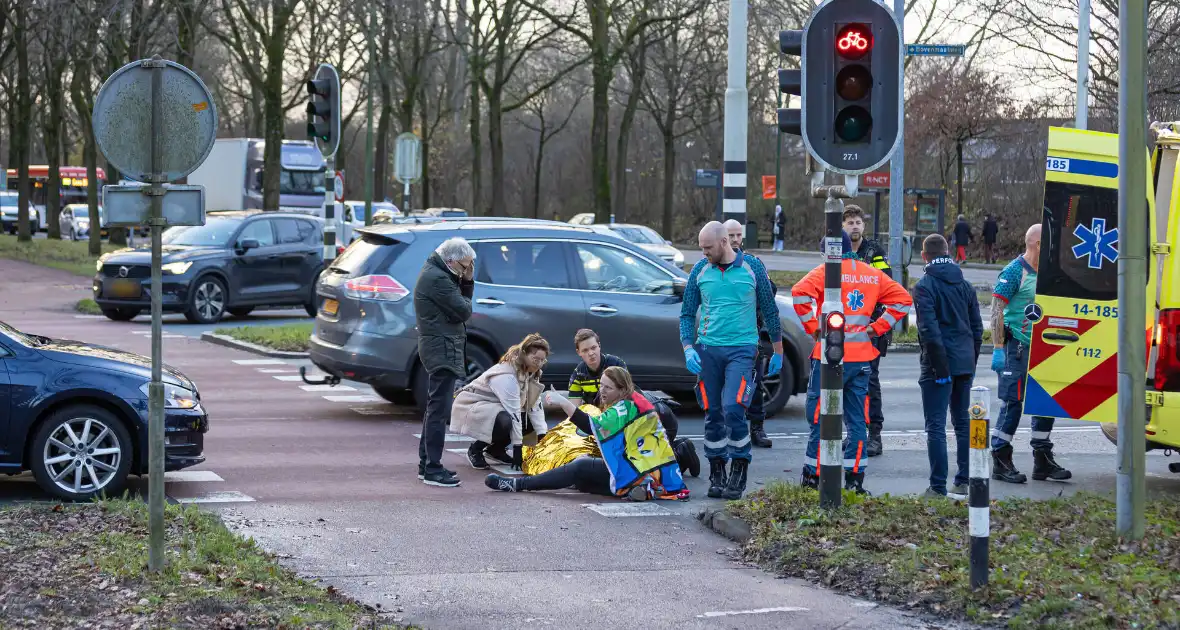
[
  {"x1": 989, "y1": 223, "x2": 1071, "y2": 484},
  {"x1": 681, "y1": 221, "x2": 783, "y2": 499},
  {"x1": 723, "y1": 219, "x2": 777, "y2": 449}
]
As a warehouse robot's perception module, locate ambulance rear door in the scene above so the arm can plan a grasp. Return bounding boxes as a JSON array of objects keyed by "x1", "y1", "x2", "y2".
[{"x1": 1023, "y1": 127, "x2": 1156, "y2": 422}]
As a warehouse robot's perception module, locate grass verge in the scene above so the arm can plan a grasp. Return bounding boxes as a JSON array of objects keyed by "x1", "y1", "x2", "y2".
[
  {"x1": 891, "y1": 326, "x2": 991, "y2": 346},
  {"x1": 0, "y1": 500, "x2": 403, "y2": 628},
  {"x1": 75, "y1": 298, "x2": 102, "y2": 315},
  {"x1": 214, "y1": 323, "x2": 314, "y2": 352},
  {"x1": 0, "y1": 235, "x2": 118, "y2": 277},
  {"x1": 731, "y1": 482, "x2": 1180, "y2": 629}
]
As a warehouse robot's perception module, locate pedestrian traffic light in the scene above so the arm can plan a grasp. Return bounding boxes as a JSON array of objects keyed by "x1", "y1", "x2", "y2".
[
  {"x1": 777, "y1": 29, "x2": 804, "y2": 136},
  {"x1": 824, "y1": 311, "x2": 845, "y2": 364},
  {"x1": 306, "y1": 63, "x2": 340, "y2": 158},
  {"x1": 801, "y1": 0, "x2": 902, "y2": 175}
]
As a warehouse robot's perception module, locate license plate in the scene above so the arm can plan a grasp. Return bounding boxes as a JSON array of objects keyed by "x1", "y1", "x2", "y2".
[
  {"x1": 322, "y1": 299, "x2": 338, "y2": 315},
  {"x1": 109, "y1": 279, "x2": 141, "y2": 298}
]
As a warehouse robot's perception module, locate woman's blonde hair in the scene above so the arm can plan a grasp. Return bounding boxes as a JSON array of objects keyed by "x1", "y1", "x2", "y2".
[
  {"x1": 600, "y1": 366, "x2": 636, "y2": 402},
  {"x1": 500, "y1": 333, "x2": 550, "y2": 373}
]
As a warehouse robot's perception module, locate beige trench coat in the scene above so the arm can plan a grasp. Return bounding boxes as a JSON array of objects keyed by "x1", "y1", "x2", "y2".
[{"x1": 450, "y1": 362, "x2": 547, "y2": 446}]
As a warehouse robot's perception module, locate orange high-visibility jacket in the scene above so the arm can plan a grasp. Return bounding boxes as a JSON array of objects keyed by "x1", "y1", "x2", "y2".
[{"x1": 791, "y1": 259, "x2": 913, "y2": 362}]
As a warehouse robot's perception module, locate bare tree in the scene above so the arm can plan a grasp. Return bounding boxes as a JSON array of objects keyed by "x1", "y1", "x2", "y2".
[
  {"x1": 13, "y1": 0, "x2": 32, "y2": 242},
  {"x1": 518, "y1": 73, "x2": 587, "y2": 218}
]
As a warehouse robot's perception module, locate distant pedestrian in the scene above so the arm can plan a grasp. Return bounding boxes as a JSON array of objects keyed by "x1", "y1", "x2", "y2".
[
  {"x1": 952, "y1": 214, "x2": 973, "y2": 263},
  {"x1": 413, "y1": 237, "x2": 477, "y2": 487},
  {"x1": 913, "y1": 234, "x2": 982, "y2": 498},
  {"x1": 724, "y1": 219, "x2": 777, "y2": 450},
  {"x1": 982, "y1": 215, "x2": 999, "y2": 264},
  {"x1": 772, "y1": 205, "x2": 786, "y2": 251},
  {"x1": 681, "y1": 221, "x2": 783, "y2": 500}
]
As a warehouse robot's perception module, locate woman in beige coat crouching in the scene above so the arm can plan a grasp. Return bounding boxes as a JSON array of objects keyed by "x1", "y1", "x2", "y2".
[{"x1": 450, "y1": 333, "x2": 550, "y2": 469}]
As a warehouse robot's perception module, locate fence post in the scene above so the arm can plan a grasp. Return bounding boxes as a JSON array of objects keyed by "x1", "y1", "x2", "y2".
[{"x1": 968, "y1": 386, "x2": 991, "y2": 589}]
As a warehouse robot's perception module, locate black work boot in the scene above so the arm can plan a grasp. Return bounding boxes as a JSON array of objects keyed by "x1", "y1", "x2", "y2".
[
  {"x1": 673, "y1": 438, "x2": 701, "y2": 478},
  {"x1": 992, "y1": 445, "x2": 1028, "y2": 484},
  {"x1": 707, "y1": 458, "x2": 729, "y2": 498},
  {"x1": 844, "y1": 470, "x2": 870, "y2": 495},
  {"x1": 750, "y1": 421, "x2": 773, "y2": 448},
  {"x1": 865, "y1": 434, "x2": 883, "y2": 457},
  {"x1": 722, "y1": 459, "x2": 749, "y2": 500},
  {"x1": 1032, "y1": 448, "x2": 1073, "y2": 481},
  {"x1": 800, "y1": 469, "x2": 819, "y2": 490}
]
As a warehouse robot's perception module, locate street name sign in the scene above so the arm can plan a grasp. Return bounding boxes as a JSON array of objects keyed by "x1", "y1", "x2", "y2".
[{"x1": 905, "y1": 44, "x2": 967, "y2": 56}]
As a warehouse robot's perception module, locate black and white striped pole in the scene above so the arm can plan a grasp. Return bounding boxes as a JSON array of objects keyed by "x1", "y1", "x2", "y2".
[
  {"x1": 968, "y1": 386, "x2": 991, "y2": 589},
  {"x1": 819, "y1": 193, "x2": 846, "y2": 509},
  {"x1": 721, "y1": 0, "x2": 748, "y2": 234}
]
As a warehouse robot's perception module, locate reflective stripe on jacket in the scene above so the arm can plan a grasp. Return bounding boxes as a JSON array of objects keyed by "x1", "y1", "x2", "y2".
[{"x1": 790, "y1": 259, "x2": 913, "y2": 362}]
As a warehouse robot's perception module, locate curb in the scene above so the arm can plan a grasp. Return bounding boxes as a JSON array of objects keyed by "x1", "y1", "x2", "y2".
[
  {"x1": 887, "y1": 343, "x2": 920, "y2": 354},
  {"x1": 199, "y1": 331, "x2": 309, "y2": 359},
  {"x1": 698, "y1": 506, "x2": 752, "y2": 544}
]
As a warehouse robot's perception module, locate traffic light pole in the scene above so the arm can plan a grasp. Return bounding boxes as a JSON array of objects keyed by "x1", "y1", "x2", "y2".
[
  {"x1": 819, "y1": 191, "x2": 846, "y2": 508},
  {"x1": 323, "y1": 158, "x2": 336, "y2": 261},
  {"x1": 722, "y1": 0, "x2": 749, "y2": 235},
  {"x1": 888, "y1": 0, "x2": 905, "y2": 278}
]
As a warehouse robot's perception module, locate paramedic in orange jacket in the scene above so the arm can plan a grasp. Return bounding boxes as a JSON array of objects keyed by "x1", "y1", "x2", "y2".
[{"x1": 791, "y1": 231, "x2": 913, "y2": 493}]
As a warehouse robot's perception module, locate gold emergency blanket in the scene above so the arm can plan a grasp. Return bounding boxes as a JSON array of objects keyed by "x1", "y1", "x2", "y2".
[{"x1": 521, "y1": 405, "x2": 602, "y2": 475}]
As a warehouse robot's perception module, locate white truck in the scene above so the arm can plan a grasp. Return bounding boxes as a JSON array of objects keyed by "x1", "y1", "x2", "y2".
[{"x1": 187, "y1": 138, "x2": 326, "y2": 213}]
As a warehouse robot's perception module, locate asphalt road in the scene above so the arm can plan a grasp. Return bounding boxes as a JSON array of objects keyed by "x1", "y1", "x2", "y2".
[{"x1": 3, "y1": 258, "x2": 1178, "y2": 630}]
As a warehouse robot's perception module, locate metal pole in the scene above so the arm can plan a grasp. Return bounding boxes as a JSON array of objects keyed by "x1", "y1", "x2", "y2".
[
  {"x1": 147, "y1": 56, "x2": 165, "y2": 572},
  {"x1": 403, "y1": 180, "x2": 411, "y2": 215},
  {"x1": 819, "y1": 193, "x2": 845, "y2": 509},
  {"x1": 722, "y1": 0, "x2": 748, "y2": 237},
  {"x1": 968, "y1": 387, "x2": 991, "y2": 589},
  {"x1": 888, "y1": 0, "x2": 904, "y2": 268},
  {"x1": 774, "y1": 43, "x2": 783, "y2": 208},
  {"x1": 323, "y1": 161, "x2": 335, "y2": 260},
  {"x1": 1116, "y1": 0, "x2": 1147, "y2": 540},
  {"x1": 1076, "y1": 0, "x2": 1090, "y2": 130},
  {"x1": 714, "y1": 178, "x2": 722, "y2": 222},
  {"x1": 364, "y1": 0, "x2": 376, "y2": 226}
]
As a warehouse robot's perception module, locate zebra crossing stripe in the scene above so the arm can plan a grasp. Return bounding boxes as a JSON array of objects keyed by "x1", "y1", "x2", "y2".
[
  {"x1": 164, "y1": 470, "x2": 224, "y2": 483},
  {"x1": 323, "y1": 395, "x2": 382, "y2": 403},
  {"x1": 301, "y1": 384, "x2": 356, "y2": 392},
  {"x1": 233, "y1": 359, "x2": 288, "y2": 365},
  {"x1": 176, "y1": 491, "x2": 256, "y2": 504}
]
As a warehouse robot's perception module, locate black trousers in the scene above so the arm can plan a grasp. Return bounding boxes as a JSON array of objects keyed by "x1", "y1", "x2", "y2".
[
  {"x1": 516, "y1": 457, "x2": 613, "y2": 496},
  {"x1": 419, "y1": 369, "x2": 458, "y2": 474},
  {"x1": 473, "y1": 411, "x2": 513, "y2": 452},
  {"x1": 867, "y1": 338, "x2": 888, "y2": 438}
]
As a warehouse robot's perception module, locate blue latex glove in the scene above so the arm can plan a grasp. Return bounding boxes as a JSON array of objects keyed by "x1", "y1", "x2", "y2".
[
  {"x1": 684, "y1": 346, "x2": 702, "y2": 375},
  {"x1": 991, "y1": 348, "x2": 1006, "y2": 373},
  {"x1": 935, "y1": 377, "x2": 952, "y2": 385},
  {"x1": 767, "y1": 353, "x2": 783, "y2": 377}
]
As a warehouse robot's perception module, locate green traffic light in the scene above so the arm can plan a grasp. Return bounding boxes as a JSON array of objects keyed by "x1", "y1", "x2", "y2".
[{"x1": 835, "y1": 106, "x2": 872, "y2": 142}]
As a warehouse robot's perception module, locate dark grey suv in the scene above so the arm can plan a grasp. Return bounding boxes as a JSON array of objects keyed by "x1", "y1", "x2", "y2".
[{"x1": 307, "y1": 220, "x2": 811, "y2": 415}]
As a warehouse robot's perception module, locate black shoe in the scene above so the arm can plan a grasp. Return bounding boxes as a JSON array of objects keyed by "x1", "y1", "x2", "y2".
[
  {"x1": 418, "y1": 462, "x2": 457, "y2": 479},
  {"x1": 722, "y1": 459, "x2": 749, "y2": 500},
  {"x1": 992, "y1": 445, "x2": 1028, "y2": 484},
  {"x1": 865, "y1": 435, "x2": 883, "y2": 458},
  {"x1": 485, "y1": 474, "x2": 518, "y2": 492},
  {"x1": 484, "y1": 445, "x2": 512, "y2": 465},
  {"x1": 707, "y1": 458, "x2": 728, "y2": 498},
  {"x1": 844, "y1": 470, "x2": 870, "y2": 495},
  {"x1": 750, "y1": 422, "x2": 773, "y2": 448},
  {"x1": 467, "y1": 445, "x2": 490, "y2": 470},
  {"x1": 422, "y1": 469, "x2": 461, "y2": 487},
  {"x1": 673, "y1": 438, "x2": 701, "y2": 478},
  {"x1": 800, "y1": 469, "x2": 819, "y2": 489},
  {"x1": 1032, "y1": 448, "x2": 1072, "y2": 481}
]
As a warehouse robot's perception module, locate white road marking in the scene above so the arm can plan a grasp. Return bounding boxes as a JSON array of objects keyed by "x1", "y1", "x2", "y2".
[
  {"x1": 176, "y1": 491, "x2": 256, "y2": 504},
  {"x1": 583, "y1": 503, "x2": 674, "y2": 517},
  {"x1": 163, "y1": 334, "x2": 186, "y2": 339},
  {"x1": 696, "y1": 607, "x2": 810, "y2": 618},
  {"x1": 164, "y1": 470, "x2": 224, "y2": 483},
  {"x1": 258, "y1": 368, "x2": 298, "y2": 373},
  {"x1": 272, "y1": 375, "x2": 307, "y2": 382},
  {"x1": 446, "y1": 448, "x2": 519, "y2": 475},
  {"x1": 301, "y1": 384, "x2": 356, "y2": 392},
  {"x1": 351, "y1": 407, "x2": 391, "y2": 416},
  {"x1": 323, "y1": 395, "x2": 382, "y2": 403},
  {"x1": 426, "y1": 434, "x2": 477, "y2": 443},
  {"x1": 73, "y1": 314, "x2": 107, "y2": 319},
  {"x1": 233, "y1": 359, "x2": 288, "y2": 365}
]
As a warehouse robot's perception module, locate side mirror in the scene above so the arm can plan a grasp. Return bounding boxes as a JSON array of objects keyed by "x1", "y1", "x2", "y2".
[
  {"x1": 672, "y1": 278, "x2": 687, "y2": 298},
  {"x1": 237, "y1": 238, "x2": 261, "y2": 253},
  {"x1": 665, "y1": 240, "x2": 673, "y2": 246}
]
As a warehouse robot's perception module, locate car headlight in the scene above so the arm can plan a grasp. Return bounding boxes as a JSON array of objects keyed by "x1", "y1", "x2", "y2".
[
  {"x1": 161, "y1": 261, "x2": 193, "y2": 275},
  {"x1": 96, "y1": 258, "x2": 104, "y2": 271},
  {"x1": 140, "y1": 382, "x2": 199, "y2": 409}
]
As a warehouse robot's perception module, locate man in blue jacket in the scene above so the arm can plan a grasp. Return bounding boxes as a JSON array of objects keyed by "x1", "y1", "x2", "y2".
[{"x1": 913, "y1": 234, "x2": 983, "y2": 497}]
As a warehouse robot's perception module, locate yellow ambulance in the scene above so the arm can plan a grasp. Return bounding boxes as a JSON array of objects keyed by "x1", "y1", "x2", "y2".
[{"x1": 1024, "y1": 125, "x2": 1180, "y2": 473}]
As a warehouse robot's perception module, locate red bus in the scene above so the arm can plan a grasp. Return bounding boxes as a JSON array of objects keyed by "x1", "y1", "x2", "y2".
[{"x1": 5, "y1": 165, "x2": 106, "y2": 230}]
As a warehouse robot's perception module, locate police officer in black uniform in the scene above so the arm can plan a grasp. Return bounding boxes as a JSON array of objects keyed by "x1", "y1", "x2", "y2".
[
  {"x1": 842, "y1": 205, "x2": 893, "y2": 457},
  {"x1": 724, "y1": 219, "x2": 776, "y2": 449}
]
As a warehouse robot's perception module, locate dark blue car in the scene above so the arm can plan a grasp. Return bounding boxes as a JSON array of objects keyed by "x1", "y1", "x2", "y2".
[{"x1": 0, "y1": 320, "x2": 208, "y2": 500}]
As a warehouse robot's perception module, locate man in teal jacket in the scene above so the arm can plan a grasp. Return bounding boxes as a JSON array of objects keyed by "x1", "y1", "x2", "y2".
[{"x1": 680, "y1": 222, "x2": 782, "y2": 500}]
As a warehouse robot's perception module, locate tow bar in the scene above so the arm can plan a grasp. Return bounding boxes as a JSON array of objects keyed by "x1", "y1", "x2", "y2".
[{"x1": 300, "y1": 366, "x2": 341, "y2": 387}]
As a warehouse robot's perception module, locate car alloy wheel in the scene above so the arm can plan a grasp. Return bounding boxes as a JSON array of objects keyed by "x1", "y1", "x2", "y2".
[
  {"x1": 185, "y1": 277, "x2": 227, "y2": 324},
  {"x1": 42, "y1": 416, "x2": 123, "y2": 497}
]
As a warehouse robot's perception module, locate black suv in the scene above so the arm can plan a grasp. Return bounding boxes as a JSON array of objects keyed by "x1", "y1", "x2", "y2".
[
  {"x1": 308, "y1": 220, "x2": 811, "y2": 416},
  {"x1": 93, "y1": 211, "x2": 325, "y2": 324}
]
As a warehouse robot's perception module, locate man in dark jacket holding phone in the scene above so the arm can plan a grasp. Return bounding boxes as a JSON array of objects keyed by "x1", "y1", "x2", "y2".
[{"x1": 914, "y1": 234, "x2": 983, "y2": 497}]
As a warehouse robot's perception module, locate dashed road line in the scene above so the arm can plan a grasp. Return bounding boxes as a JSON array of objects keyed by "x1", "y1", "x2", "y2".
[
  {"x1": 233, "y1": 359, "x2": 289, "y2": 365},
  {"x1": 696, "y1": 607, "x2": 809, "y2": 618},
  {"x1": 176, "y1": 491, "x2": 256, "y2": 504},
  {"x1": 258, "y1": 368, "x2": 298, "y2": 373},
  {"x1": 74, "y1": 314, "x2": 108, "y2": 319},
  {"x1": 582, "y1": 503, "x2": 674, "y2": 517},
  {"x1": 323, "y1": 394, "x2": 382, "y2": 403},
  {"x1": 271, "y1": 375, "x2": 307, "y2": 382},
  {"x1": 301, "y1": 384, "x2": 356, "y2": 392},
  {"x1": 164, "y1": 470, "x2": 224, "y2": 483}
]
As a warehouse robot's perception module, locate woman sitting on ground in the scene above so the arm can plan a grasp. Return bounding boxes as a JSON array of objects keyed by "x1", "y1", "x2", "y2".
[
  {"x1": 451, "y1": 333, "x2": 549, "y2": 469},
  {"x1": 485, "y1": 366, "x2": 691, "y2": 500}
]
